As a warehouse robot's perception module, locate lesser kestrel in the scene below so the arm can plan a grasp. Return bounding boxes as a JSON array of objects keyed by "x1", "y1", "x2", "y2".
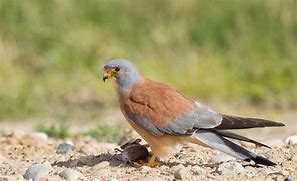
[{"x1": 103, "y1": 59, "x2": 284, "y2": 167}]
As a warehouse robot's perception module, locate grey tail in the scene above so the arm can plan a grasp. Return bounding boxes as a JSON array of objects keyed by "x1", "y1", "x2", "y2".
[
  {"x1": 192, "y1": 130, "x2": 276, "y2": 166},
  {"x1": 213, "y1": 130, "x2": 271, "y2": 148}
]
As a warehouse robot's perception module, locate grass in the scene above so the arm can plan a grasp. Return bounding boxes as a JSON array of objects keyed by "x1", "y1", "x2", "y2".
[
  {"x1": 36, "y1": 121, "x2": 124, "y2": 143},
  {"x1": 1, "y1": 0, "x2": 297, "y2": 121},
  {"x1": 36, "y1": 121, "x2": 70, "y2": 139},
  {"x1": 83, "y1": 124, "x2": 124, "y2": 143}
]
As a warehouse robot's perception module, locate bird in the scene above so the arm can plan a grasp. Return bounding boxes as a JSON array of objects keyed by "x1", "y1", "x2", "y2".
[{"x1": 102, "y1": 59, "x2": 285, "y2": 167}]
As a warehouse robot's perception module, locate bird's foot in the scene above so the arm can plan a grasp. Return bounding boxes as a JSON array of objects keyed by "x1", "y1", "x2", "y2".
[
  {"x1": 132, "y1": 160, "x2": 162, "y2": 167},
  {"x1": 132, "y1": 154, "x2": 161, "y2": 167}
]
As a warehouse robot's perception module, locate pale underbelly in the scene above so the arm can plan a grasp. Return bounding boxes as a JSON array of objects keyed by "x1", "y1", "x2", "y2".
[{"x1": 125, "y1": 118, "x2": 185, "y2": 160}]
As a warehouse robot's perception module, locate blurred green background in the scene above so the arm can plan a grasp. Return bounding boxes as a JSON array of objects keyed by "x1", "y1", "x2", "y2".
[{"x1": 1, "y1": 0, "x2": 297, "y2": 122}]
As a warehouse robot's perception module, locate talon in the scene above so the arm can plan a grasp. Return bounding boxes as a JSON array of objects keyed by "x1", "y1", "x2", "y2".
[{"x1": 131, "y1": 154, "x2": 162, "y2": 167}]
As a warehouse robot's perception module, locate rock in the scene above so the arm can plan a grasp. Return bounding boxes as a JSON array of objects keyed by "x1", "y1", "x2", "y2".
[
  {"x1": 211, "y1": 154, "x2": 236, "y2": 163},
  {"x1": 23, "y1": 163, "x2": 51, "y2": 180},
  {"x1": 284, "y1": 175, "x2": 293, "y2": 181},
  {"x1": 91, "y1": 161, "x2": 110, "y2": 171},
  {"x1": 172, "y1": 164, "x2": 187, "y2": 180},
  {"x1": 56, "y1": 142, "x2": 75, "y2": 154},
  {"x1": 109, "y1": 178, "x2": 119, "y2": 181},
  {"x1": 191, "y1": 165, "x2": 203, "y2": 176},
  {"x1": 218, "y1": 162, "x2": 244, "y2": 175},
  {"x1": 175, "y1": 152, "x2": 187, "y2": 159},
  {"x1": 140, "y1": 166, "x2": 151, "y2": 174},
  {"x1": 59, "y1": 168, "x2": 83, "y2": 180},
  {"x1": 263, "y1": 139, "x2": 285, "y2": 147},
  {"x1": 284, "y1": 135, "x2": 297, "y2": 145},
  {"x1": 290, "y1": 154, "x2": 297, "y2": 162},
  {"x1": 92, "y1": 168, "x2": 111, "y2": 177}
]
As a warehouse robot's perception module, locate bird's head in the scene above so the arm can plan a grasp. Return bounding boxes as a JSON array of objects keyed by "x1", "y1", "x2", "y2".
[{"x1": 103, "y1": 59, "x2": 142, "y2": 91}]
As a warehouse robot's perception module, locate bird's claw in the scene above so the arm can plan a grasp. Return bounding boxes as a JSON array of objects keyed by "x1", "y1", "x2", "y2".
[{"x1": 132, "y1": 160, "x2": 162, "y2": 167}]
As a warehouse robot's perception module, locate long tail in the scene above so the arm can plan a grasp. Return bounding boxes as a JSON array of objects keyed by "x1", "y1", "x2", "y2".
[
  {"x1": 215, "y1": 115, "x2": 285, "y2": 130},
  {"x1": 213, "y1": 130, "x2": 271, "y2": 148},
  {"x1": 188, "y1": 130, "x2": 276, "y2": 166}
]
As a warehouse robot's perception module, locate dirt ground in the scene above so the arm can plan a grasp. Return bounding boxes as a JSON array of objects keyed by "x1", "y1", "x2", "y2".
[{"x1": 0, "y1": 109, "x2": 296, "y2": 180}]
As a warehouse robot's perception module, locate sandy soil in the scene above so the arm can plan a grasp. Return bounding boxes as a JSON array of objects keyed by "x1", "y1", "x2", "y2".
[{"x1": 0, "y1": 110, "x2": 296, "y2": 181}]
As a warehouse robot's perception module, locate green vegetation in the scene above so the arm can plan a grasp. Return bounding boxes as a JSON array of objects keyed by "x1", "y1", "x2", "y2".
[
  {"x1": 36, "y1": 121, "x2": 123, "y2": 143},
  {"x1": 1, "y1": 0, "x2": 297, "y2": 121},
  {"x1": 36, "y1": 121, "x2": 70, "y2": 139},
  {"x1": 83, "y1": 123, "x2": 124, "y2": 143}
]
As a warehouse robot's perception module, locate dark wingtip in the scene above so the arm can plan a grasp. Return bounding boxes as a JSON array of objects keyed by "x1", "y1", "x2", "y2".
[
  {"x1": 276, "y1": 122, "x2": 285, "y2": 127},
  {"x1": 245, "y1": 156, "x2": 277, "y2": 166}
]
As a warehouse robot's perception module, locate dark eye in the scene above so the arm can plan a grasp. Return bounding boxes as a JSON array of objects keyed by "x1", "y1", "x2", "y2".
[{"x1": 114, "y1": 67, "x2": 121, "y2": 72}]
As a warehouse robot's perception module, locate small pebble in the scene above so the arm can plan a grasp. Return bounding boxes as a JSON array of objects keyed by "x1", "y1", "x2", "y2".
[
  {"x1": 172, "y1": 165, "x2": 187, "y2": 180},
  {"x1": 290, "y1": 154, "x2": 297, "y2": 162},
  {"x1": 284, "y1": 135, "x2": 297, "y2": 145},
  {"x1": 23, "y1": 163, "x2": 51, "y2": 180},
  {"x1": 284, "y1": 175, "x2": 293, "y2": 181},
  {"x1": 175, "y1": 152, "x2": 187, "y2": 159},
  {"x1": 140, "y1": 166, "x2": 151, "y2": 174},
  {"x1": 56, "y1": 142, "x2": 75, "y2": 154},
  {"x1": 191, "y1": 165, "x2": 203, "y2": 175},
  {"x1": 109, "y1": 178, "x2": 119, "y2": 181},
  {"x1": 59, "y1": 168, "x2": 83, "y2": 180},
  {"x1": 93, "y1": 168, "x2": 111, "y2": 177},
  {"x1": 218, "y1": 162, "x2": 244, "y2": 175},
  {"x1": 91, "y1": 161, "x2": 110, "y2": 170}
]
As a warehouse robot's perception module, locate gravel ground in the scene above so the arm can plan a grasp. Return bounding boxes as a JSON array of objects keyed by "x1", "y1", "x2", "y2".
[{"x1": 0, "y1": 129, "x2": 296, "y2": 181}]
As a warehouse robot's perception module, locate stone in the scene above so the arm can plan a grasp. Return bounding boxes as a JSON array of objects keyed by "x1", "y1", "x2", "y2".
[
  {"x1": 56, "y1": 142, "x2": 75, "y2": 154},
  {"x1": 284, "y1": 175, "x2": 293, "y2": 181},
  {"x1": 211, "y1": 154, "x2": 236, "y2": 163},
  {"x1": 218, "y1": 162, "x2": 244, "y2": 175},
  {"x1": 91, "y1": 161, "x2": 110, "y2": 171},
  {"x1": 284, "y1": 135, "x2": 297, "y2": 145},
  {"x1": 175, "y1": 152, "x2": 187, "y2": 159},
  {"x1": 59, "y1": 168, "x2": 83, "y2": 180},
  {"x1": 140, "y1": 166, "x2": 151, "y2": 174},
  {"x1": 290, "y1": 154, "x2": 297, "y2": 162},
  {"x1": 92, "y1": 168, "x2": 111, "y2": 177},
  {"x1": 191, "y1": 165, "x2": 203, "y2": 176},
  {"x1": 23, "y1": 163, "x2": 51, "y2": 180},
  {"x1": 109, "y1": 178, "x2": 119, "y2": 181},
  {"x1": 172, "y1": 164, "x2": 187, "y2": 180}
]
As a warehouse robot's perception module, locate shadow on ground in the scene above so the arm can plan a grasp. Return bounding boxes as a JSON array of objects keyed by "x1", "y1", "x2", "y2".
[{"x1": 52, "y1": 153, "x2": 123, "y2": 168}]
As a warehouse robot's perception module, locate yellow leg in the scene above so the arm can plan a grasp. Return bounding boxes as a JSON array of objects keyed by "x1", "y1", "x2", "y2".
[{"x1": 132, "y1": 154, "x2": 162, "y2": 167}]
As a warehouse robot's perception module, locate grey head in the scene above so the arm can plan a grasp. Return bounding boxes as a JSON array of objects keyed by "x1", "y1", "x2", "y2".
[{"x1": 103, "y1": 59, "x2": 142, "y2": 92}]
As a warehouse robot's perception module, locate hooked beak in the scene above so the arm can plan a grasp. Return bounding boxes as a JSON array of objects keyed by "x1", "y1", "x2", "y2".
[{"x1": 102, "y1": 70, "x2": 113, "y2": 82}]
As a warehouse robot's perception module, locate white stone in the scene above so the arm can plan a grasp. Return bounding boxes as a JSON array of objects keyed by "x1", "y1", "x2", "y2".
[
  {"x1": 59, "y1": 168, "x2": 83, "y2": 181},
  {"x1": 172, "y1": 164, "x2": 187, "y2": 180},
  {"x1": 23, "y1": 163, "x2": 51, "y2": 180},
  {"x1": 218, "y1": 162, "x2": 244, "y2": 175},
  {"x1": 284, "y1": 135, "x2": 297, "y2": 145},
  {"x1": 191, "y1": 165, "x2": 203, "y2": 175}
]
